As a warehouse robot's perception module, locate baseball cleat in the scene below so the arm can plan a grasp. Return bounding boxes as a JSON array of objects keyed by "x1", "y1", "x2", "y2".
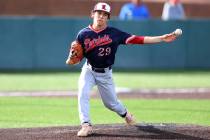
[
  {"x1": 77, "y1": 123, "x2": 93, "y2": 137},
  {"x1": 125, "y1": 112, "x2": 136, "y2": 125}
]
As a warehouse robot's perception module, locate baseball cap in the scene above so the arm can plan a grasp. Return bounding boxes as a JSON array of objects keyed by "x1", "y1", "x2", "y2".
[{"x1": 93, "y1": 2, "x2": 111, "y2": 14}]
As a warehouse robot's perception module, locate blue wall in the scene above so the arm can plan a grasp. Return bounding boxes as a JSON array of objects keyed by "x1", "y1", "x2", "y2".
[{"x1": 0, "y1": 17, "x2": 210, "y2": 70}]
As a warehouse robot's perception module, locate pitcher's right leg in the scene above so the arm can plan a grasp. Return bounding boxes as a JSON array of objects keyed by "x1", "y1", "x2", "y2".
[{"x1": 78, "y1": 63, "x2": 95, "y2": 125}]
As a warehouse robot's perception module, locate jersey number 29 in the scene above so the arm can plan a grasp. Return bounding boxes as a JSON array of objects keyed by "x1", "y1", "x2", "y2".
[{"x1": 98, "y1": 47, "x2": 111, "y2": 56}]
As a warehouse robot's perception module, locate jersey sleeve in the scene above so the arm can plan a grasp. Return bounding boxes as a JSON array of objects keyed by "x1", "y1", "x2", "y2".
[
  {"x1": 74, "y1": 30, "x2": 87, "y2": 56},
  {"x1": 75, "y1": 30, "x2": 83, "y2": 45},
  {"x1": 115, "y1": 28, "x2": 132, "y2": 45}
]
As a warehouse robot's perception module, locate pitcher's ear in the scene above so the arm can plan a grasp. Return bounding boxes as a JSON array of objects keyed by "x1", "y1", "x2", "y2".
[{"x1": 90, "y1": 10, "x2": 94, "y2": 18}]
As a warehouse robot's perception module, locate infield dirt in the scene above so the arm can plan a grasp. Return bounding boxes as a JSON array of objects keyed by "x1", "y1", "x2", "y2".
[{"x1": 0, "y1": 123, "x2": 209, "y2": 140}]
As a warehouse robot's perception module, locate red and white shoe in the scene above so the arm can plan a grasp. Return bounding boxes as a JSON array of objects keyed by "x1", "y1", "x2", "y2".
[
  {"x1": 125, "y1": 112, "x2": 136, "y2": 125},
  {"x1": 77, "y1": 123, "x2": 93, "y2": 137}
]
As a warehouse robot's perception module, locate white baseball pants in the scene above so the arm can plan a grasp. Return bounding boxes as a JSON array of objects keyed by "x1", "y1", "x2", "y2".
[{"x1": 78, "y1": 62, "x2": 127, "y2": 124}]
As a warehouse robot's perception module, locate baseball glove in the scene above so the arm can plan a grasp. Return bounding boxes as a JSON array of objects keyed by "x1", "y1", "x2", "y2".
[{"x1": 66, "y1": 41, "x2": 84, "y2": 65}]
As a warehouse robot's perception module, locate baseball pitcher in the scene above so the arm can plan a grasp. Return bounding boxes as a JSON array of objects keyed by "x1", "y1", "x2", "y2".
[{"x1": 66, "y1": 2, "x2": 180, "y2": 137}]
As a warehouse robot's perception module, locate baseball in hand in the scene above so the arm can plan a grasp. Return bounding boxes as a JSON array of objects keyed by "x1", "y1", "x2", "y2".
[{"x1": 174, "y1": 29, "x2": 182, "y2": 36}]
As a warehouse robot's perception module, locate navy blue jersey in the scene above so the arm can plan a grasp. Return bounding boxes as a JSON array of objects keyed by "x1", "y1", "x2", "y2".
[{"x1": 76, "y1": 25, "x2": 131, "y2": 68}]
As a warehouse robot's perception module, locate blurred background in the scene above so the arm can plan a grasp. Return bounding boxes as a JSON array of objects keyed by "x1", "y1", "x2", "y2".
[
  {"x1": 0, "y1": 0, "x2": 210, "y2": 71},
  {"x1": 0, "y1": 0, "x2": 210, "y2": 18}
]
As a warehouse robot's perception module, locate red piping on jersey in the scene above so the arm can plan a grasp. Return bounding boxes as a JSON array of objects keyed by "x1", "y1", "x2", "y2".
[
  {"x1": 89, "y1": 25, "x2": 107, "y2": 33},
  {"x1": 126, "y1": 35, "x2": 145, "y2": 44}
]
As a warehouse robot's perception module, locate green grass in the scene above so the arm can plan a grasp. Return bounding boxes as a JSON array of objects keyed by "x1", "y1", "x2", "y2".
[
  {"x1": 0, "y1": 71, "x2": 209, "y2": 128},
  {"x1": 0, "y1": 72, "x2": 79, "y2": 91},
  {"x1": 114, "y1": 71, "x2": 210, "y2": 89},
  {"x1": 0, "y1": 71, "x2": 210, "y2": 91},
  {"x1": 0, "y1": 97, "x2": 209, "y2": 128}
]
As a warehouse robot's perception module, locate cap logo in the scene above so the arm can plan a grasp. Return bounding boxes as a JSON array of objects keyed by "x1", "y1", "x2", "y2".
[{"x1": 102, "y1": 4, "x2": 107, "y2": 10}]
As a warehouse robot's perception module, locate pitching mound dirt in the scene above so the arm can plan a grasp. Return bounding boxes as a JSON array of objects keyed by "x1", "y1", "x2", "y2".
[{"x1": 0, "y1": 123, "x2": 209, "y2": 140}]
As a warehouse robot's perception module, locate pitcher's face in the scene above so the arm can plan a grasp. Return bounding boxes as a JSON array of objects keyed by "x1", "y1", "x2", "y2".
[{"x1": 92, "y1": 11, "x2": 109, "y2": 27}]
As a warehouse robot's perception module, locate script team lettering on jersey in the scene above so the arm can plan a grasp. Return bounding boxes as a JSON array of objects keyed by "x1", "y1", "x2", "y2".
[
  {"x1": 76, "y1": 25, "x2": 131, "y2": 68},
  {"x1": 84, "y1": 35, "x2": 112, "y2": 52}
]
